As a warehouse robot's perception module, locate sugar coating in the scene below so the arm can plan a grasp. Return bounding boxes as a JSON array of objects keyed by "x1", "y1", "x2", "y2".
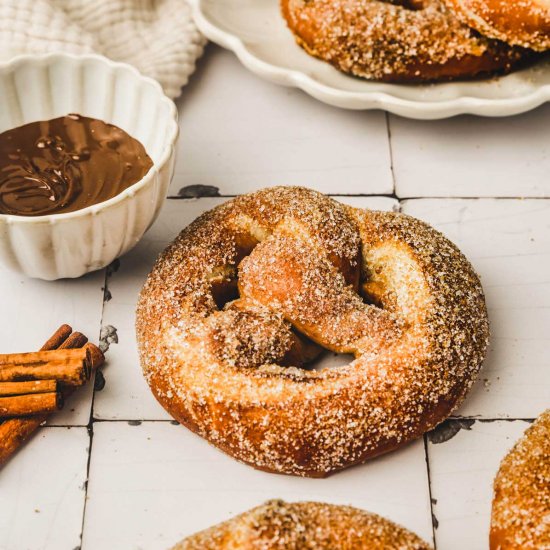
[
  {"x1": 445, "y1": 0, "x2": 550, "y2": 51},
  {"x1": 172, "y1": 500, "x2": 432, "y2": 549},
  {"x1": 490, "y1": 409, "x2": 550, "y2": 549},
  {"x1": 136, "y1": 187, "x2": 489, "y2": 477},
  {"x1": 281, "y1": 0, "x2": 533, "y2": 82}
]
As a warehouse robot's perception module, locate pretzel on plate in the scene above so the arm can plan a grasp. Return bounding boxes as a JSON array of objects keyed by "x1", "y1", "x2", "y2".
[
  {"x1": 281, "y1": 0, "x2": 533, "y2": 83},
  {"x1": 444, "y1": 0, "x2": 550, "y2": 51}
]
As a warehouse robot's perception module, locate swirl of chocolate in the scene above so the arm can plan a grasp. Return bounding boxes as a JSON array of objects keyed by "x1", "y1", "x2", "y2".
[{"x1": 0, "y1": 114, "x2": 153, "y2": 216}]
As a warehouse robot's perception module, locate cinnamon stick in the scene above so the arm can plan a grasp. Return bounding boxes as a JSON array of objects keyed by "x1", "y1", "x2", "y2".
[
  {"x1": 0, "y1": 380, "x2": 57, "y2": 397},
  {"x1": 0, "y1": 417, "x2": 44, "y2": 466},
  {"x1": 40, "y1": 324, "x2": 72, "y2": 352},
  {"x1": 85, "y1": 343, "x2": 105, "y2": 370},
  {"x1": 0, "y1": 325, "x2": 104, "y2": 468},
  {"x1": 0, "y1": 392, "x2": 62, "y2": 417},
  {"x1": 60, "y1": 332, "x2": 88, "y2": 350},
  {"x1": 0, "y1": 349, "x2": 90, "y2": 385}
]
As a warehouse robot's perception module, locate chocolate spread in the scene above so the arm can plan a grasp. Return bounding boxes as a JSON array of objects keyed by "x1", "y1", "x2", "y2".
[{"x1": 0, "y1": 114, "x2": 153, "y2": 216}]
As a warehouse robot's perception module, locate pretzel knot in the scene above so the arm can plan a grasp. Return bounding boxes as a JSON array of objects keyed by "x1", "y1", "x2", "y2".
[
  {"x1": 137, "y1": 187, "x2": 489, "y2": 477},
  {"x1": 281, "y1": 0, "x2": 532, "y2": 83}
]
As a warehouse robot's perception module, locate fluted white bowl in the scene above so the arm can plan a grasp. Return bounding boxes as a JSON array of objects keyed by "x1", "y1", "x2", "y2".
[{"x1": 0, "y1": 53, "x2": 178, "y2": 280}]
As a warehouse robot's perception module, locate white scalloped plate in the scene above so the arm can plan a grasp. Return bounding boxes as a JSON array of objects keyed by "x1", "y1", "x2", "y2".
[{"x1": 189, "y1": 0, "x2": 550, "y2": 119}]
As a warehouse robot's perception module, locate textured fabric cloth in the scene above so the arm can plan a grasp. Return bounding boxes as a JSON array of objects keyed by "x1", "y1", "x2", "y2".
[{"x1": 0, "y1": 0, "x2": 206, "y2": 98}]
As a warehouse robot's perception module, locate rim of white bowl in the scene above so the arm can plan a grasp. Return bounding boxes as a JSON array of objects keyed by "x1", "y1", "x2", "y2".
[{"x1": 0, "y1": 52, "x2": 179, "y2": 224}]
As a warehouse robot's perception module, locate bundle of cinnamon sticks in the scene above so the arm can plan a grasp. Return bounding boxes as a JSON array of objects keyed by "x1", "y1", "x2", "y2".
[{"x1": 0, "y1": 324, "x2": 104, "y2": 468}]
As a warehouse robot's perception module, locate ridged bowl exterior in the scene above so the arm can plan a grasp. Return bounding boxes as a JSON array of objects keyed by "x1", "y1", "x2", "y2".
[{"x1": 0, "y1": 54, "x2": 178, "y2": 280}]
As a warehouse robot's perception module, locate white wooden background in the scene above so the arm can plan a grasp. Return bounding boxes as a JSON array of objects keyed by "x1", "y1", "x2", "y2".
[{"x1": 1, "y1": 45, "x2": 549, "y2": 550}]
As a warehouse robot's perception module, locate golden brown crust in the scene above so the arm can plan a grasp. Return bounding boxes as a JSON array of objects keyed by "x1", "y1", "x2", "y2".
[
  {"x1": 445, "y1": 0, "x2": 550, "y2": 51},
  {"x1": 136, "y1": 187, "x2": 489, "y2": 477},
  {"x1": 490, "y1": 410, "x2": 550, "y2": 549},
  {"x1": 281, "y1": 0, "x2": 533, "y2": 82},
  {"x1": 172, "y1": 500, "x2": 432, "y2": 549}
]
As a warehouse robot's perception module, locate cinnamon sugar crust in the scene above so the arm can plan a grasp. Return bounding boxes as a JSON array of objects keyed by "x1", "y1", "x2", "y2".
[
  {"x1": 172, "y1": 500, "x2": 432, "y2": 549},
  {"x1": 490, "y1": 410, "x2": 550, "y2": 549},
  {"x1": 136, "y1": 187, "x2": 489, "y2": 477},
  {"x1": 281, "y1": 0, "x2": 533, "y2": 82},
  {"x1": 445, "y1": 0, "x2": 550, "y2": 51}
]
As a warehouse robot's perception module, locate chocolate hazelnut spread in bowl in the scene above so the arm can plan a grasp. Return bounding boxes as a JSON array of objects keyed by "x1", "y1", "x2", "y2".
[
  {"x1": 0, "y1": 53, "x2": 178, "y2": 280},
  {"x1": 0, "y1": 114, "x2": 154, "y2": 217}
]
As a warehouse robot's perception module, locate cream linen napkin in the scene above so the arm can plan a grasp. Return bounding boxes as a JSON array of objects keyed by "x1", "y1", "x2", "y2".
[{"x1": 0, "y1": 0, "x2": 206, "y2": 98}]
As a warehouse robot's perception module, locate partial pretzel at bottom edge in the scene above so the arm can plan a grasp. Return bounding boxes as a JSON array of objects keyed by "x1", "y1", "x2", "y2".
[{"x1": 172, "y1": 500, "x2": 432, "y2": 550}]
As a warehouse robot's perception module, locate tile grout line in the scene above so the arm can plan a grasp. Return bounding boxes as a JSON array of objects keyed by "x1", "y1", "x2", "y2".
[
  {"x1": 423, "y1": 434, "x2": 438, "y2": 550},
  {"x1": 45, "y1": 416, "x2": 534, "y2": 428},
  {"x1": 165, "y1": 194, "x2": 550, "y2": 201},
  {"x1": 396, "y1": 195, "x2": 550, "y2": 201},
  {"x1": 77, "y1": 418, "x2": 95, "y2": 550},
  {"x1": 77, "y1": 267, "x2": 110, "y2": 550},
  {"x1": 385, "y1": 112, "x2": 399, "y2": 200}
]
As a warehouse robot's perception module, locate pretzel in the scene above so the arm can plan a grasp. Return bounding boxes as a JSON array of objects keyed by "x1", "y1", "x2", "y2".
[
  {"x1": 281, "y1": 0, "x2": 532, "y2": 83},
  {"x1": 137, "y1": 187, "x2": 489, "y2": 477},
  {"x1": 172, "y1": 500, "x2": 432, "y2": 549},
  {"x1": 445, "y1": 0, "x2": 550, "y2": 51},
  {"x1": 490, "y1": 409, "x2": 550, "y2": 549}
]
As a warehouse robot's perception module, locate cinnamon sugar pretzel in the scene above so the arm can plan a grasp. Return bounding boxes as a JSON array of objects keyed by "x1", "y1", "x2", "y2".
[
  {"x1": 172, "y1": 500, "x2": 432, "y2": 549},
  {"x1": 445, "y1": 0, "x2": 550, "y2": 51},
  {"x1": 281, "y1": 0, "x2": 532, "y2": 82},
  {"x1": 490, "y1": 409, "x2": 550, "y2": 549},
  {"x1": 136, "y1": 187, "x2": 489, "y2": 477}
]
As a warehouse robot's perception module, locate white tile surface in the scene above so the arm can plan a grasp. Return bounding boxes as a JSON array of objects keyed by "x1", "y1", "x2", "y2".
[
  {"x1": 171, "y1": 46, "x2": 393, "y2": 197},
  {"x1": 390, "y1": 107, "x2": 550, "y2": 198},
  {"x1": 0, "y1": 267, "x2": 104, "y2": 426},
  {"x1": 0, "y1": 427, "x2": 89, "y2": 550},
  {"x1": 82, "y1": 421, "x2": 433, "y2": 550},
  {"x1": 403, "y1": 199, "x2": 550, "y2": 418},
  {"x1": 428, "y1": 420, "x2": 531, "y2": 550},
  {"x1": 2, "y1": 38, "x2": 549, "y2": 550}
]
